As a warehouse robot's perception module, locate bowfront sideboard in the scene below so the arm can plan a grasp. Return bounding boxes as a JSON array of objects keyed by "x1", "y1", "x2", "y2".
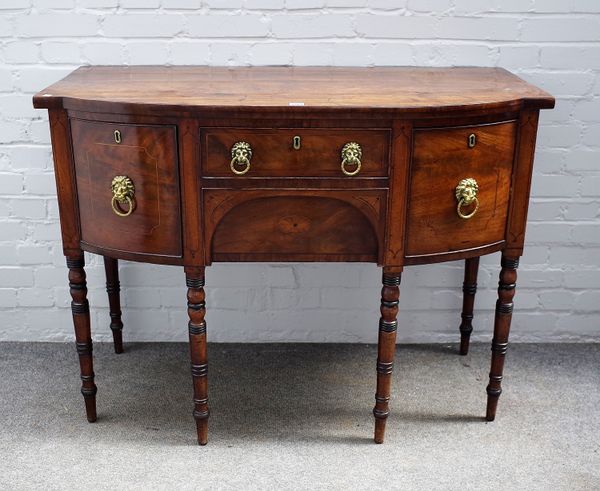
[{"x1": 33, "y1": 66, "x2": 554, "y2": 445}]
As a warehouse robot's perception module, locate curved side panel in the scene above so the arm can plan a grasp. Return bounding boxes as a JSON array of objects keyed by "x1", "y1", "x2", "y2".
[
  {"x1": 81, "y1": 242, "x2": 183, "y2": 266},
  {"x1": 403, "y1": 240, "x2": 505, "y2": 266},
  {"x1": 205, "y1": 191, "x2": 385, "y2": 263}
]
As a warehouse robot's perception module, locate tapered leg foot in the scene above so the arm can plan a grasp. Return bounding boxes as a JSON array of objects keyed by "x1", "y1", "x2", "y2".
[
  {"x1": 195, "y1": 419, "x2": 208, "y2": 446},
  {"x1": 186, "y1": 267, "x2": 209, "y2": 445},
  {"x1": 103, "y1": 256, "x2": 124, "y2": 354},
  {"x1": 67, "y1": 255, "x2": 97, "y2": 423},
  {"x1": 459, "y1": 257, "x2": 480, "y2": 356},
  {"x1": 486, "y1": 255, "x2": 519, "y2": 421},
  {"x1": 373, "y1": 419, "x2": 387, "y2": 444},
  {"x1": 373, "y1": 270, "x2": 401, "y2": 444}
]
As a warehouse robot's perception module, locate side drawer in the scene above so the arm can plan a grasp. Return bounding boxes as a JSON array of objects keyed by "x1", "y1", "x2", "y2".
[
  {"x1": 201, "y1": 128, "x2": 390, "y2": 178},
  {"x1": 71, "y1": 119, "x2": 182, "y2": 258},
  {"x1": 405, "y1": 121, "x2": 517, "y2": 258}
]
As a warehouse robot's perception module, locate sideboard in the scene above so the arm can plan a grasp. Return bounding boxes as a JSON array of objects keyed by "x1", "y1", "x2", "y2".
[{"x1": 33, "y1": 66, "x2": 554, "y2": 445}]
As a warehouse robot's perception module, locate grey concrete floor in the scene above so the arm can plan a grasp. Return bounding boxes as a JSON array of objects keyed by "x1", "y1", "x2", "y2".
[{"x1": 0, "y1": 342, "x2": 598, "y2": 490}]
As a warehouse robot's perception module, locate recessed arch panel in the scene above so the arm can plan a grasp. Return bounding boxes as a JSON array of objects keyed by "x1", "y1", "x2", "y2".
[{"x1": 204, "y1": 190, "x2": 386, "y2": 263}]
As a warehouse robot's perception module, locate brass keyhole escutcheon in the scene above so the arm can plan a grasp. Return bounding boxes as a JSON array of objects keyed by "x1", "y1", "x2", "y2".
[
  {"x1": 293, "y1": 135, "x2": 301, "y2": 150},
  {"x1": 468, "y1": 133, "x2": 476, "y2": 148},
  {"x1": 455, "y1": 177, "x2": 479, "y2": 219},
  {"x1": 111, "y1": 175, "x2": 135, "y2": 217},
  {"x1": 340, "y1": 142, "x2": 362, "y2": 176},
  {"x1": 114, "y1": 129, "x2": 122, "y2": 144}
]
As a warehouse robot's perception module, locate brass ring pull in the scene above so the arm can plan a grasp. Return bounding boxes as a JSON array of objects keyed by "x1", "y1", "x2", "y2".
[
  {"x1": 230, "y1": 141, "x2": 252, "y2": 176},
  {"x1": 455, "y1": 177, "x2": 479, "y2": 219},
  {"x1": 111, "y1": 195, "x2": 134, "y2": 217},
  {"x1": 341, "y1": 142, "x2": 362, "y2": 176},
  {"x1": 457, "y1": 197, "x2": 479, "y2": 219},
  {"x1": 111, "y1": 175, "x2": 135, "y2": 217}
]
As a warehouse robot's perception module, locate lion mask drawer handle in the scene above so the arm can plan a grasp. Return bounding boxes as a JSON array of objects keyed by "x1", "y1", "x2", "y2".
[
  {"x1": 455, "y1": 177, "x2": 479, "y2": 219},
  {"x1": 230, "y1": 141, "x2": 252, "y2": 175},
  {"x1": 111, "y1": 175, "x2": 136, "y2": 217},
  {"x1": 341, "y1": 142, "x2": 362, "y2": 176}
]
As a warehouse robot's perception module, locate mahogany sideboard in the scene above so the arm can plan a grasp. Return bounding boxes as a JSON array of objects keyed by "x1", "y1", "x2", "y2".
[{"x1": 33, "y1": 66, "x2": 554, "y2": 445}]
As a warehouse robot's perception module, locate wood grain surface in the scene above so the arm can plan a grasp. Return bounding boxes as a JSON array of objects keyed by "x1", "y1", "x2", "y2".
[{"x1": 33, "y1": 66, "x2": 554, "y2": 114}]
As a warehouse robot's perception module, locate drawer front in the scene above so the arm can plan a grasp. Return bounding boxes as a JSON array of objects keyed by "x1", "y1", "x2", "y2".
[
  {"x1": 405, "y1": 121, "x2": 517, "y2": 257},
  {"x1": 71, "y1": 119, "x2": 182, "y2": 258},
  {"x1": 204, "y1": 189, "x2": 386, "y2": 262},
  {"x1": 201, "y1": 128, "x2": 390, "y2": 178}
]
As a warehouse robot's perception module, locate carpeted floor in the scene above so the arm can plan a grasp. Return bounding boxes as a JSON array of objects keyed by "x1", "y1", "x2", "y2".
[{"x1": 0, "y1": 342, "x2": 598, "y2": 490}]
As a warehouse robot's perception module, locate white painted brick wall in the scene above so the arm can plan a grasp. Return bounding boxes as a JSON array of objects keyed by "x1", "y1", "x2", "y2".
[{"x1": 0, "y1": 1, "x2": 598, "y2": 344}]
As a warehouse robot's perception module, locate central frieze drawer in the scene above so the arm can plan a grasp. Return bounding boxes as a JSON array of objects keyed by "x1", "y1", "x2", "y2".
[{"x1": 201, "y1": 128, "x2": 390, "y2": 178}]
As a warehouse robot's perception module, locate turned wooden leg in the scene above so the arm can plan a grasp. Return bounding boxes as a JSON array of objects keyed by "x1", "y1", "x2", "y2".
[
  {"x1": 459, "y1": 257, "x2": 480, "y2": 356},
  {"x1": 486, "y1": 255, "x2": 519, "y2": 421},
  {"x1": 103, "y1": 256, "x2": 124, "y2": 354},
  {"x1": 186, "y1": 267, "x2": 209, "y2": 445},
  {"x1": 67, "y1": 254, "x2": 97, "y2": 423},
  {"x1": 373, "y1": 270, "x2": 401, "y2": 444}
]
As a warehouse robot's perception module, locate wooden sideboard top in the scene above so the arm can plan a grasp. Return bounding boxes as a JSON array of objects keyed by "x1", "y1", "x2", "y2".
[{"x1": 33, "y1": 66, "x2": 554, "y2": 114}]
